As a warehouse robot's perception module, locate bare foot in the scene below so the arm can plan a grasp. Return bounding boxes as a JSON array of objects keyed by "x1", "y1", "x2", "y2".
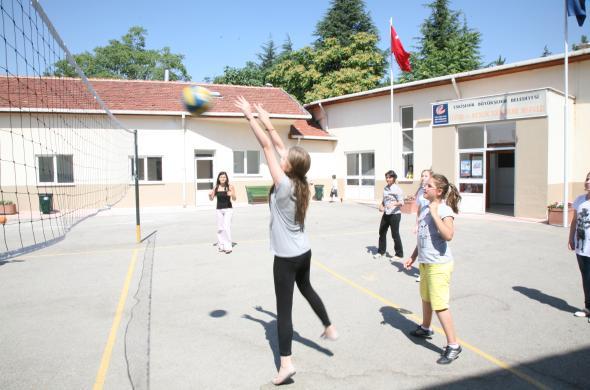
[
  {"x1": 320, "y1": 325, "x2": 339, "y2": 341},
  {"x1": 272, "y1": 365, "x2": 296, "y2": 385}
]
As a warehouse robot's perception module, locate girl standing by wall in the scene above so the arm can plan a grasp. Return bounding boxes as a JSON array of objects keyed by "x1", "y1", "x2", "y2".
[
  {"x1": 209, "y1": 171, "x2": 236, "y2": 254},
  {"x1": 404, "y1": 173, "x2": 462, "y2": 364},
  {"x1": 235, "y1": 97, "x2": 338, "y2": 385}
]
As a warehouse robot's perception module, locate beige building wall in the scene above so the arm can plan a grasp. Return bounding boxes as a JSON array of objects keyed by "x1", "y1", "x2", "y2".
[
  {"x1": 515, "y1": 118, "x2": 548, "y2": 218},
  {"x1": 431, "y1": 126, "x2": 456, "y2": 180}
]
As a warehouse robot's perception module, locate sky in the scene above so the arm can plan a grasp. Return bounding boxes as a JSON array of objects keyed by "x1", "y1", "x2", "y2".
[{"x1": 40, "y1": 0, "x2": 589, "y2": 82}]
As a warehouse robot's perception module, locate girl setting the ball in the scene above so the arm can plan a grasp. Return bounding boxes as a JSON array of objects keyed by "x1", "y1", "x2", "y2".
[{"x1": 234, "y1": 96, "x2": 338, "y2": 386}]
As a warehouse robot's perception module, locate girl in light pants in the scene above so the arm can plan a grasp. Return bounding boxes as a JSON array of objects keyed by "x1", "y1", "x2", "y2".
[
  {"x1": 216, "y1": 208, "x2": 233, "y2": 252},
  {"x1": 209, "y1": 171, "x2": 236, "y2": 253}
]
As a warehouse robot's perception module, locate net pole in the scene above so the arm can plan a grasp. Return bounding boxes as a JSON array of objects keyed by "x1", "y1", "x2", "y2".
[{"x1": 134, "y1": 129, "x2": 140, "y2": 243}]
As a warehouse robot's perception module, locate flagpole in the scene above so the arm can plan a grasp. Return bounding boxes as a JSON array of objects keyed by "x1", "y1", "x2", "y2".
[
  {"x1": 390, "y1": 18, "x2": 395, "y2": 171},
  {"x1": 563, "y1": 0, "x2": 570, "y2": 227}
]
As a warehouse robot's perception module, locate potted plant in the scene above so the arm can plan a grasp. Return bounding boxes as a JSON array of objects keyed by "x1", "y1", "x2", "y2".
[
  {"x1": 0, "y1": 200, "x2": 17, "y2": 215},
  {"x1": 547, "y1": 201, "x2": 574, "y2": 226},
  {"x1": 401, "y1": 194, "x2": 418, "y2": 214}
]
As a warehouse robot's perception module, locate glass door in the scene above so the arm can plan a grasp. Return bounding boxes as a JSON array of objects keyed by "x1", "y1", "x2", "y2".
[
  {"x1": 195, "y1": 151, "x2": 214, "y2": 205},
  {"x1": 457, "y1": 126, "x2": 486, "y2": 213},
  {"x1": 345, "y1": 152, "x2": 375, "y2": 200}
]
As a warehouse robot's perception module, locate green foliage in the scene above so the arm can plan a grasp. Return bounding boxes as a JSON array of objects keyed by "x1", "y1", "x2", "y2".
[
  {"x1": 398, "y1": 0, "x2": 481, "y2": 83},
  {"x1": 281, "y1": 35, "x2": 294, "y2": 55},
  {"x1": 268, "y1": 33, "x2": 386, "y2": 103},
  {"x1": 485, "y1": 54, "x2": 506, "y2": 67},
  {"x1": 314, "y1": 0, "x2": 378, "y2": 47},
  {"x1": 0, "y1": 200, "x2": 14, "y2": 205},
  {"x1": 51, "y1": 26, "x2": 190, "y2": 81},
  {"x1": 213, "y1": 0, "x2": 385, "y2": 101},
  {"x1": 212, "y1": 61, "x2": 265, "y2": 86},
  {"x1": 572, "y1": 35, "x2": 589, "y2": 51},
  {"x1": 257, "y1": 36, "x2": 278, "y2": 71}
]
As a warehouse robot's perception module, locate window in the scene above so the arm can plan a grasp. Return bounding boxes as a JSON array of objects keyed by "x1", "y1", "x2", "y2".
[
  {"x1": 401, "y1": 106, "x2": 414, "y2": 179},
  {"x1": 233, "y1": 150, "x2": 260, "y2": 175},
  {"x1": 345, "y1": 152, "x2": 375, "y2": 186},
  {"x1": 38, "y1": 154, "x2": 74, "y2": 183},
  {"x1": 130, "y1": 156, "x2": 162, "y2": 182}
]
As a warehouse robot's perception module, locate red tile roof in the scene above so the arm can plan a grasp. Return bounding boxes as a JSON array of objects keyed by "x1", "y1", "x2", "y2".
[
  {"x1": 0, "y1": 77, "x2": 310, "y2": 118},
  {"x1": 289, "y1": 119, "x2": 335, "y2": 140}
]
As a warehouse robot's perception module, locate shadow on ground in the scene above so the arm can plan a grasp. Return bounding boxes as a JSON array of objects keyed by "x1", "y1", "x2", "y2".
[
  {"x1": 242, "y1": 306, "x2": 334, "y2": 371},
  {"x1": 379, "y1": 306, "x2": 443, "y2": 355},
  {"x1": 424, "y1": 346, "x2": 590, "y2": 389},
  {"x1": 512, "y1": 286, "x2": 579, "y2": 314}
]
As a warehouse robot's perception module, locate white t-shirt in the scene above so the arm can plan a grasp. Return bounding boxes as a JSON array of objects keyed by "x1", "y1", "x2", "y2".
[
  {"x1": 383, "y1": 184, "x2": 404, "y2": 215},
  {"x1": 417, "y1": 203, "x2": 454, "y2": 264},
  {"x1": 573, "y1": 194, "x2": 590, "y2": 257}
]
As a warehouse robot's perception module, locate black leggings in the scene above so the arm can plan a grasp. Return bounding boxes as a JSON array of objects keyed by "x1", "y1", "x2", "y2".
[{"x1": 274, "y1": 250, "x2": 331, "y2": 356}]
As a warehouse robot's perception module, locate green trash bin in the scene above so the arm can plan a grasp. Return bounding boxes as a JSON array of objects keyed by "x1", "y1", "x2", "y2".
[
  {"x1": 39, "y1": 193, "x2": 53, "y2": 214},
  {"x1": 314, "y1": 184, "x2": 324, "y2": 201}
]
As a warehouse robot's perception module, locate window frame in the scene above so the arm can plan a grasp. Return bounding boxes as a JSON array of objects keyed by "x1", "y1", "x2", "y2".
[
  {"x1": 130, "y1": 155, "x2": 163, "y2": 183},
  {"x1": 37, "y1": 154, "x2": 74, "y2": 184},
  {"x1": 400, "y1": 105, "x2": 414, "y2": 179},
  {"x1": 233, "y1": 150, "x2": 261, "y2": 176}
]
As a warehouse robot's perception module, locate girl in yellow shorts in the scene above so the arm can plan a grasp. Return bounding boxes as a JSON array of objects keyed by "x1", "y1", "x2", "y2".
[{"x1": 404, "y1": 173, "x2": 462, "y2": 364}]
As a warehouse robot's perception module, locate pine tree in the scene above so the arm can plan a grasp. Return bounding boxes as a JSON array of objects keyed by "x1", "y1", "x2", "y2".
[
  {"x1": 314, "y1": 0, "x2": 378, "y2": 47},
  {"x1": 398, "y1": 0, "x2": 481, "y2": 82},
  {"x1": 257, "y1": 35, "x2": 278, "y2": 71},
  {"x1": 281, "y1": 34, "x2": 294, "y2": 55}
]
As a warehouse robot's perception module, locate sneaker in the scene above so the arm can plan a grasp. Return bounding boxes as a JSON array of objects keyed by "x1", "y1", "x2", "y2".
[
  {"x1": 373, "y1": 253, "x2": 383, "y2": 259},
  {"x1": 574, "y1": 309, "x2": 590, "y2": 317},
  {"x1": 437, "y1": 345, "x2": 462, "y2": 364},
  {"x1": 415, "y1": 275, "x2": 421, "y2": 282},
  {"x1": 409, "y1": 325, "x2": 434, "y2": 338}
]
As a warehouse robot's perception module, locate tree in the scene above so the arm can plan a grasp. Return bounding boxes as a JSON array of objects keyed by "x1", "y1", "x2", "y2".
[
  {"x1": 212, "y1": 61, "x2": 265, "y2": 86},
  {"x1": 281, "y1": 34, "x2": 294, "y2": 57},
  {"x1": 313, "y1": 0, "x2": 379, "y2": 47},
  {"x1": 572, "y1": 35, "x2": 589, "y2": 51},
  {"x1": 51, "y1": 26, "x2": 190, "y2": 81},
  {"x1": 268, "y1": 33, "x2": 386, "y2": 102},
  {"x1": 398, "y1": 0, "x2": 481, "y2": 83},
  {"x1": 257, "y1": 35, "x2": 278, "y2": 71},
  {"x1": 486, "y1": 54, "x2": 506, "y2": 67},
  {"x1": 541, "y1": 45, "x2": 552, "y2": 57}
]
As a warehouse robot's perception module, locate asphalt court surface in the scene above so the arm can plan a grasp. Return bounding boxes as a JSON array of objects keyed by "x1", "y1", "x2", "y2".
[{"x1": 0, "y1": 201, "x2": 589, "y2": 389}]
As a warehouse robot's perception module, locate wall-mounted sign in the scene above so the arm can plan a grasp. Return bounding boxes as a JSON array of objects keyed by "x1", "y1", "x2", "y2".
[{"x1": 431, "y1": 89, "x2": 547, "y2": 126}]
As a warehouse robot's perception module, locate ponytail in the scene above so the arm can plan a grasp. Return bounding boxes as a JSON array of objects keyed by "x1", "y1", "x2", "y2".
[
  {"x1": 431, "y1": 173, "x2": 462, "y2": 213},
  {"x1": 445, "y1": 183, "x2": 461, "y2": 214}
]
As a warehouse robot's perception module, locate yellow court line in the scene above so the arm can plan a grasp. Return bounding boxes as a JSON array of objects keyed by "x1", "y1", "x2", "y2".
[
  {"x1": 312, "y1": 259, "x2": 550, "y2": 390},
  {"x1": 92, "y1": 248, "x2": 140, "y2": 390}
]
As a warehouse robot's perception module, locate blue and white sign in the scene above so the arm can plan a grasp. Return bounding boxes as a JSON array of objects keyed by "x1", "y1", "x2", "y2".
[
  {"x1": 432, "y1": 103, "x2": 449, "y2": 125},
  {"x1": 431, "y1": 89, "x2": 547, "y2": 127}
]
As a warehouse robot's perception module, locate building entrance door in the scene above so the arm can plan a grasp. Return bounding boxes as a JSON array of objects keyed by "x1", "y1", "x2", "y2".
[{"x1": 195, "y1": 150, "x2": 214, "y2": 206}]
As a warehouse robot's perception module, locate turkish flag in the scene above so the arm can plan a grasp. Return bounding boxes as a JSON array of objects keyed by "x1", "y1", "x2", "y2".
[{"x1": 390, "y1": 24, "x2": 411, "y2": 72}]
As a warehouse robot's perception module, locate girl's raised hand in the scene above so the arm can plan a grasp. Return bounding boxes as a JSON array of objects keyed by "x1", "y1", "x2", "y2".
[
  {"x1": 234, "y1": 96, "x2": 254, "y2": 119},
  {"x1": 254, "y1": 103, "x2": 272, "y2": 128}
]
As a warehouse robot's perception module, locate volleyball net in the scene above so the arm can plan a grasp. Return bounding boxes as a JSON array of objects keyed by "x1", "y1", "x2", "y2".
[{"x1": 0, "y1": 0, "x2": 135, "y2": 259}]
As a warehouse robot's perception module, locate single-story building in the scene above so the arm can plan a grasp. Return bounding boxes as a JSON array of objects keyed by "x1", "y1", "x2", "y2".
[
  {"x1": 305, "y1": 48, "x2": 590, "y2": 219},
  {"x1": 2, "y1": 48, "x2": 589, "y2": 220}
]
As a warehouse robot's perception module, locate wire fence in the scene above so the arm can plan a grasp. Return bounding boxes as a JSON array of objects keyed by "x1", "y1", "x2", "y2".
[{"x1": 1, "y1": 0, "x2": 134, "y2": 259}]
